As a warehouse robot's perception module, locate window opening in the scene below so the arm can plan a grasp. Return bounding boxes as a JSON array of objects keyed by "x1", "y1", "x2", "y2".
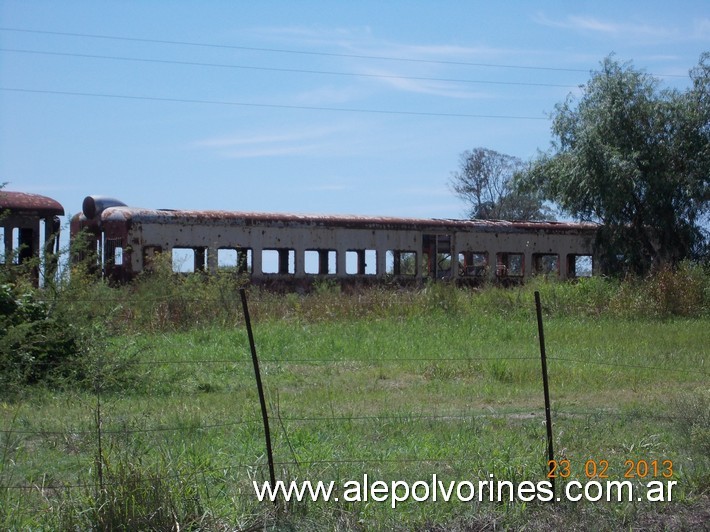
[
  {"x1": 172, "y1": 248, "x2": 195, "y2": 273},
  {"x1": 496, "y1": 252, "x2": 524, "y2": 278},
  {"x1": 386, "y1": 250, "x2": 417, "y2": 276},
  {"x1": 262, "y1": 248, "x2": 295, "y2": 275},
  {"x1": 568, "y1": 254, "x2": 593, "y2": 278},
  {"x1": 104, "y1": 238, "x2": 123, "y2": 266},
  {"x1": 533, "y1": 253, "x2": 559, "y2": 276},
  {"x1": 346, "y1": 249, "x2": 377, "y2": 275},
  {"x1": 305, "y1": 249, "x2": 336, "y2": 275},
  {"x1": 218, "y1": 248, "x2": 237, "y2": 268},
  {"x1": 218, "y1": 248, "x2": 252, "y2": 274},
  {"x1": 458, "y1": 251, "x2": 488, "y2": 277}
]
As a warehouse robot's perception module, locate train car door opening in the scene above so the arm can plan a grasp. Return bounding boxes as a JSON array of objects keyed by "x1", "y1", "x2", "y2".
[{"x1": 423, "y1": 233, "x2": 453, "y2": 279}]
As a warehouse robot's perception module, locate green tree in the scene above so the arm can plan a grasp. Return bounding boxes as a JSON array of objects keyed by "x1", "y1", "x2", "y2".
[
  {"x1": 516, "y1": 54, "x2": 710, "y2": 274},
  {"x1": 450, "y1": 147, "x2": 553, "y2": 220}
]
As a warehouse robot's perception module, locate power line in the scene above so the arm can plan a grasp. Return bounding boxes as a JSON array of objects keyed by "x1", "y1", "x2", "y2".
[
  {"x1": 0, "y1": 26, "x2": 593, "y2": 74},
  {"x1": 0, "y1": 47, "x2": 580, "y2": 89},
  {"x1": 0, "y1": 87, "x2": 550, "y2": 120},
  {"x1": 0, "y1": 26, "x2": 689, "y2": 79}
]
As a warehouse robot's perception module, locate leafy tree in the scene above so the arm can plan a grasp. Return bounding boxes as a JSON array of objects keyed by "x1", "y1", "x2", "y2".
[
  {"x1": 450, "y1": 147, "x2": 553, "y2": 220},
  {"x1": 516, "y1": 53, "x2": 710, "y2": 274}
]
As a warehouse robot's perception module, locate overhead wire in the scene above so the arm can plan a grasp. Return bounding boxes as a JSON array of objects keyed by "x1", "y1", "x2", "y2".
[
  {"x1": 0, "y1": 26, "x2": 594, "y2": 73},
  {"x1": 1, "y1": 26, "x2": 690, "y2": 121},
  {"x1": 0, "y1": 26, "x2": 689, "y2": 78},
  {"x1": 0, "y1": 47, "x2": 581, "y2": 89},
  {"x1": 0, "y1": 87, "x2": 550, "y2": 120}
]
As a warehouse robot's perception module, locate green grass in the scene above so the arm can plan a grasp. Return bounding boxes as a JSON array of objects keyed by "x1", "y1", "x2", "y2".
[{"x1": 1, "y1": 276, "x2": 709, "y2": 529}]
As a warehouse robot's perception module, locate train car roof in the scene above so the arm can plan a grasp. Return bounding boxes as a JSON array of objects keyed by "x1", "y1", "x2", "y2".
[
  {"x1": 0, "y1": 190, "x2": 64, "y2": 217},
  {"x1": 86, "y1": 204, "x2": 599, "y2": 234}
]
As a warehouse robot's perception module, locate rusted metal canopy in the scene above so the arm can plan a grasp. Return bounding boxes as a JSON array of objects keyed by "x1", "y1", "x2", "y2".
[
  {"x1": 0, "y1": 191, "x2": 64, "y2": 217},
  {"x1": 95, "y1": 205, "x2": 598, "y2": 235}
]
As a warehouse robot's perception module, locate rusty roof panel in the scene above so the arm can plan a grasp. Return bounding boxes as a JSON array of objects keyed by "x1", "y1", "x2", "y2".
[
  {"x1": 97, "y1": 206, "x2": 599, "y2": 234},
  {"x1": 0, "y1": 191, "x2": 64, "y2": 217}
]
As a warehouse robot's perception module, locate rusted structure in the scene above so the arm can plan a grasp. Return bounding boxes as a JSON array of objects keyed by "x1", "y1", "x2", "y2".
[
  {"x1": 0, "y1": 190, "x2": 64, "y2": 284},
  {"x1": 71, "y1": 195, "x2": 599, "y2": 285}
]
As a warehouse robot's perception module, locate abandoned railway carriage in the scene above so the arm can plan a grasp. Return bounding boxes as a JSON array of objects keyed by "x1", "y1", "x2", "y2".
[
  {"x1": 0, "y1": 191, "x2": 64, "y2": 283},
  {"x1": 71, "y1": 195, "x2": 599, "y2": 284}
]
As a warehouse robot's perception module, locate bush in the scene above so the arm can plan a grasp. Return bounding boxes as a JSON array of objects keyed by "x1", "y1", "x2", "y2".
[
  {"x1": 0, "y1": 283, "x2": 83, "y2": 390},
  {"x1": 646, "y1": 261, "x2": 710, "y2": 317}
]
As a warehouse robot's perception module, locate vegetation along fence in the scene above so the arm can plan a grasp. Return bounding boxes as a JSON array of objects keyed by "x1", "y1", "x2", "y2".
[{"x1": 1, "y1": 283, "x2": 708, "y2": 530}]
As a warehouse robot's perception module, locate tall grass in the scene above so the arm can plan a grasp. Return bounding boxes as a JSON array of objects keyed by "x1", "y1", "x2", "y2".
[
  {"x1": 1, "y1": 260, "x2": 708, "y2": 529},
  {"x1": 45, "y1": 260, "x2": 710, "y2": 334}
]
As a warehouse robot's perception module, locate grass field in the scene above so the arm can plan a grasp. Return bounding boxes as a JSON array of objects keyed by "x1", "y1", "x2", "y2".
[{"x1": 1, "y1": 276, "x2": 709, "y2": 530}]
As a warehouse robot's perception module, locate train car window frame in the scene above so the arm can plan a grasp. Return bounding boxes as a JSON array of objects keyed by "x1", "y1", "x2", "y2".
[
  {"x1": 567, "y1": 254, "x2": 593, "y2": 278},
  {"x1": 262, "y1": 248, "x2": 296, "y2": 275},
  {"x1": 172, "y1": 247, "x2": 197, "y2": 273},
  {"x1": 345, "y1": 249, "x2": 377, "y2": 275},
  {"x1": 458, "y1": 251, "x2": 489, "y2": 278},
  {"x1": 305, "y1": 249, "x2": 337, "y2": 275},
  {"x1": 532, "y1": 253, "x2": 560, "y2": 276},
  {"x1": 496, "y1": 252, "x2": 525, "y2": 278},
  {"x1": 104, "y1": 238, "x2": 124, "y2": 267},
  {"x1": 217, "y1": 248, "x2": 237, "y2": 268},
  {"x1": 386, "y1": 250, "x2": 417, "y2": 277},
  {"x1": 218, "y1": 247, "x2": 253, "y2": 274}
]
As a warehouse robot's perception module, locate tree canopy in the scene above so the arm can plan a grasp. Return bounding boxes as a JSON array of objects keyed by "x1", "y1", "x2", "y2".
[
  {"x1": 516, "y1": 53, "x2": 710, "y2": 275},
  {"x1": 450, "y1": 147, "x2": 553, "y2": 221}
]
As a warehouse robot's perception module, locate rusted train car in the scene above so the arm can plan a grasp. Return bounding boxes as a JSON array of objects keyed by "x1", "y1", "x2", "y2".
[
  {"x1": 0, "y1": 190, "x2": 64, "y2": 284},
  {"x1": 71, "y1": 195, "x2": 599, "y2": 284}
]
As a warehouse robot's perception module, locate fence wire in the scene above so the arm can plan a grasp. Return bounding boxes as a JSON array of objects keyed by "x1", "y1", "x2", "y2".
[{"x1": 1, "y1": 293, "x2": 705, "y2": 500}]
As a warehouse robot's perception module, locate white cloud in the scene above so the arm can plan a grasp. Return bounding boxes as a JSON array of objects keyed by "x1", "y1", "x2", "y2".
[
  {"x1": 195, "y1": 131, "x2": 327, "y2": 148},
  {"x1": 191, "y1": 120, "x2": 398, "y2": 159},
  {"x1": 533, "y1": 12, "x2": 677, "y2": 40},
  {"x1": 359, "y1": 68, "x2": 491, "y2": 99},
  {"x1": 693, "y1": 18, "x2": 710, "y2": 39},
  {"x1": 193, "y1": 125, "x2": 347, "y2": 158},
  {"x1": 231, "y1": 24, "x2": 562, "y2": 102}
]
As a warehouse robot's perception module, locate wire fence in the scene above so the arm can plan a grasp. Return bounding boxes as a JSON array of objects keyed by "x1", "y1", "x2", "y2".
[{"x1": 1, "y1": 289, "x2": 706, "y2": 509}]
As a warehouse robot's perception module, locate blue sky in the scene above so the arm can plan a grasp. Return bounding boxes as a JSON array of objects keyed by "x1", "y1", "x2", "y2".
[{"x1": 1, "y1": 1, "x2": 708, "y2": 225}]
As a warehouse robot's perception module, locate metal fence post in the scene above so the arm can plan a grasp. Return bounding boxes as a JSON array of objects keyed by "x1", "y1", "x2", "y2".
[
  {"x1": 239, "y1": 288, "x2": 277, "y2": 493},
  {"x1": 534, "y1": 291, "x2": 555, "y2": 499}
]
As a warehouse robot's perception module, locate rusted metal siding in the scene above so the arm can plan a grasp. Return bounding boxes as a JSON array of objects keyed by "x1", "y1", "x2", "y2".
[
  {"x1": 456, "y1": 228, "x2": 597, "y2": 280},
  {"x1": 71, "y1": 198, "x2": 600, "y2": 283}
]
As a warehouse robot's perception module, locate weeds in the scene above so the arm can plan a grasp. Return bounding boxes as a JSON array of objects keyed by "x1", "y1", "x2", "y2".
[
  {"x1": 34, "y1": 259, "x2": 710, "y2": 335},
  {"x1": 674, "y1": 387, "x2": 710, "y2": 457},
  {"x1": 0, "y1": 261, "x2": 708, "y2": 529}
]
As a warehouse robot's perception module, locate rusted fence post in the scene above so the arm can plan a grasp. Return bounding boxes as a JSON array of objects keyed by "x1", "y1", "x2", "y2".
[
  {"x1": 239, "y1": 288, "x2": 276, "y2": 492},
  {"x1": 534, "y1": 291, "x2": 555, "y2": 499}
]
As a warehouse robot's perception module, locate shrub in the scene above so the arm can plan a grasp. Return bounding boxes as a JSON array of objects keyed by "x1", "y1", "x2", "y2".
[
  {"x1": 0, "y1": 282, "x2": 82, "y2": 390},
  {"x1": 646, "y1": 261, "x2": 709, "y2": 317}
]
